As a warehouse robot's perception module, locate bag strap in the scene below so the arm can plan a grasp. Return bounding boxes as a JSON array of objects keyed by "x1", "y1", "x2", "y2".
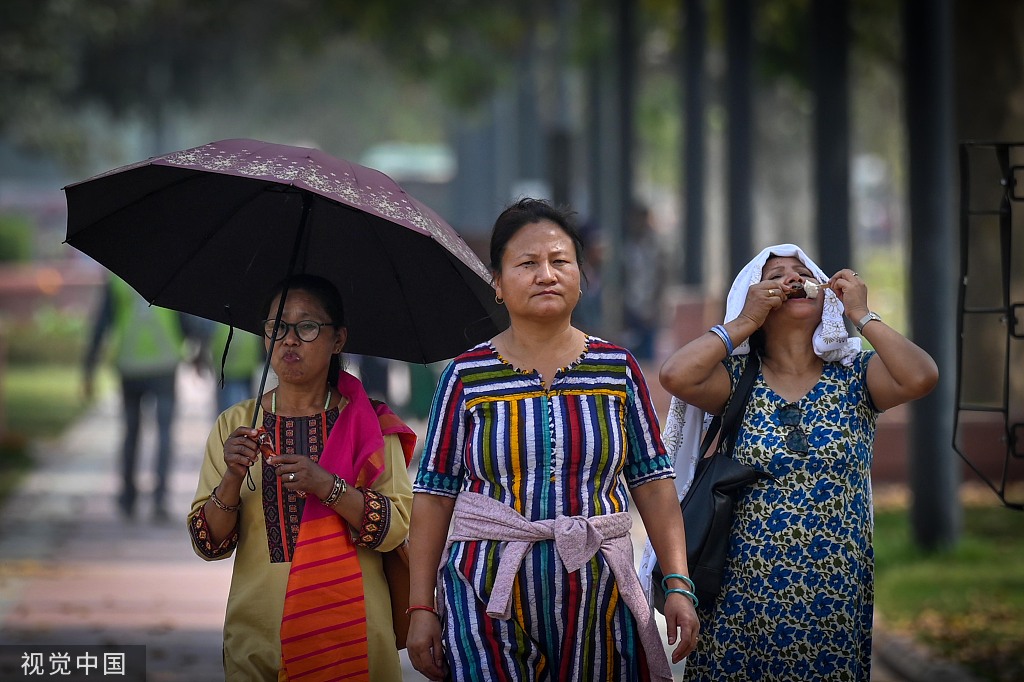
[{"x1": 699, "y1": 353, "x2": 761, "y2": 458}]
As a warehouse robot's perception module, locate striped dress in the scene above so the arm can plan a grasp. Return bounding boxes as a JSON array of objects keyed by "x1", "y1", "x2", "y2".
[{"x1": 414, "y1": 337, "x2": 675, "y2": 681}]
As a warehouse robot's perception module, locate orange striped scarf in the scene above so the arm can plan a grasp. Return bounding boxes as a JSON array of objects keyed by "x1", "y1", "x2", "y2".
[{"x1": 280, "y1": 371, "x2": 415, "y2": 681}]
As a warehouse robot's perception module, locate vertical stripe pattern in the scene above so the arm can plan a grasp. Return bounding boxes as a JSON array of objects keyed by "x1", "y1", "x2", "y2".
[{"x1": 414, "y1": 338, "x2": 674, "y2": 680}]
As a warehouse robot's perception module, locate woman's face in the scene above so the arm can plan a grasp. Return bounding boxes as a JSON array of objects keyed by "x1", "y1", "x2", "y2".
[
  {"x1": 264, "y1": 288, "x2": 346, "y2": 387},
  {"x1": 761, "y1": 255, "x2": 825, "y2": 321},
  {"x1": 493, "y1": 220, "x2": 581, "y2": 323}
]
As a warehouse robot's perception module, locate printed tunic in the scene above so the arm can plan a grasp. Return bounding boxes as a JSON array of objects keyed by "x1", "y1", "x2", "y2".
[
  {"x1": 188, "y1": 399, "x2": 411, "y2": 681},
  {"x1": 685, "y1": 351, "x2": 879, "y2": 682},
  {"x1": 414, "y1": 338, "x2": 675, "y2": 681}
]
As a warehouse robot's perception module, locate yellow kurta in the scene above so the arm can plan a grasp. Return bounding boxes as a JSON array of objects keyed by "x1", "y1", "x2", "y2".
[{"x1": 188, "y1": 400, "x2": 413, "y2": 681}]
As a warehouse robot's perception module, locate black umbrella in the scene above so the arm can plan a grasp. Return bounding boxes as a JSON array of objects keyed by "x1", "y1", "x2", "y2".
[{"x1": 64, "y1": 138, "x2": 507, "y2": 365}]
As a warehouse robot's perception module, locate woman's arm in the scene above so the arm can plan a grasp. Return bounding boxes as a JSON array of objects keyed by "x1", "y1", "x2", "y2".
[
  {"x1": 316, "y1": 434, "x2": 414, "y2": 551},
  {"x1": 830, "y1": 271, "x2": 939, "y2": 411},
  {"x1": 632, "y1": 478, "x2": 700, "y2": 663},
  {"x1": 859, "y1": 321, "x2": 938, "y2": 410},
  {"x1": 660, "y1": 280, "x2": 777, "y2": 414},
  {"x1": 406, "y1": 492, "x2": 456, "y2": 681},
  {"x1": 188, "y1": 405, "x2": 257, "y2": 556}
]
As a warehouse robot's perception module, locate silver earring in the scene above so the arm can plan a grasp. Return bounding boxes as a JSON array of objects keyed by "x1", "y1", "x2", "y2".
[{"x1": 495, "y1": 295, "x2": 504, "y2": 305}]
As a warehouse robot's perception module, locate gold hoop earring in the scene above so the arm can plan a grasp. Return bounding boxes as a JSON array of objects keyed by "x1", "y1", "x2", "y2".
[{"x1": 495, "y1": 295, "x2": 504, "y2": 305}]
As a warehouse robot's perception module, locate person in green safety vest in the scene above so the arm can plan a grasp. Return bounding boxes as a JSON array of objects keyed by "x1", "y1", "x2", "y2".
[
  {"x1": 209, "y1": 322, "x2": 265, "y2": 415},
  {"x1": 83, "y1": 274, "x2": 205, "y2": 521}
]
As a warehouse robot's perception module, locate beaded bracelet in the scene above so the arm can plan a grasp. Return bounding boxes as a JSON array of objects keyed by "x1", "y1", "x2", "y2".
[
  {"x1": 406, "y1": 604, "x2": 439, "y2": 616},
  {"x1": 322, "y1": 475, "x2": 348, "y2": 508},
  {"x1": 665, "y1": 587, "x2": 700, "y2": 608},
  {"x1": 710, "y1": 324, "x2": 734, "y2": 355},
  {"x1": 660, "y1": 573, "x2": 696, "y2": 593},
  {"x1": 210, "y1": 486, "x2": 240, "y2": 513}
]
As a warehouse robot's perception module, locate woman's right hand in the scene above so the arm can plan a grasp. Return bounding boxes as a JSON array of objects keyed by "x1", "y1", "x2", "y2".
[
  {"x1": 222, "y1": 426, "x2": 259, "y2": 479},
  {"x1": 407, "y1": 610, "x2": 447, "y2": 681},
  {"x1": 737, "y1": 279, "x2": 786, "y2": 329}
]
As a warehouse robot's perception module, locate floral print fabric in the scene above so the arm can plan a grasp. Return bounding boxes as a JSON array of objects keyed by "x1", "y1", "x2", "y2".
[{"x1": 685, "y1": 351, "x2": 879, "y2": 682}]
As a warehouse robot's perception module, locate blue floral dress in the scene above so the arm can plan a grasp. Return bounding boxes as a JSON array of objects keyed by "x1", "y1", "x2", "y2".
[{"x1": 685, "y1": 351, "x2": 879, "y2": 682}]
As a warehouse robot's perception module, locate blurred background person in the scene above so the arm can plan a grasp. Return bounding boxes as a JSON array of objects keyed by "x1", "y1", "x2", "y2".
[
  {"x1": 208, "y1": 322, "x2": 265, "y2": 416},
  {"x1": 82, "y1": 272, "x2": 204, "y2": 521},
  {"x1": 622, "y1": 203, "x2": 667, "y2": 363}
]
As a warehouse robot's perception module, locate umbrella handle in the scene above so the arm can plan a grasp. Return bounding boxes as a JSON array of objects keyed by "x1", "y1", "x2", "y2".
[{"x1": 245, "y1": 193, "x2": 312, "y2": 492}]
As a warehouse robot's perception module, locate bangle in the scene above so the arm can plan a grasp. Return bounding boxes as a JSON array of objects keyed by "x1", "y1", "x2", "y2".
[
  {"x1": 405, "y1": 604, "x2": 439, "y2": 616},
  {"x1": 661, "y1": 573, "x2": 696, "y2": 593},
  {"x1": 709, "y1": 324, "x2": 734, "y2": 355},
  {"x1": 209, "y1": 486, "x2": 240, "y2": 513},
  {"x1": 665, "y1": 587, "x2": 700, "y2": 608},
  {"x1": 322, "y1": 475, "x2": 348, "y2": 508}
]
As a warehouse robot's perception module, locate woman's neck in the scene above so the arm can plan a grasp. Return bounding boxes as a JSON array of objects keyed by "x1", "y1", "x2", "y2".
[
  {"x1": 271, "y1": 384, "x2": 332, "y2": 416},
  {"x1": 500, "y1": 322, "x2": 580, "y2": 356}
]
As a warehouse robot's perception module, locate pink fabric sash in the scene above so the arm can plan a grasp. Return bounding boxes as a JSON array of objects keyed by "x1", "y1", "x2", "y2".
[{"x1": 443, "y1": 491, "x2": 673, "y2": 682}]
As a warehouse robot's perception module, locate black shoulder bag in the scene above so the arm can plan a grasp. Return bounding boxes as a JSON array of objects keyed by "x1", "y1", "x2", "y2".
[{"x1": 652, "y1": 353, "x2": 773, "y2": 613}]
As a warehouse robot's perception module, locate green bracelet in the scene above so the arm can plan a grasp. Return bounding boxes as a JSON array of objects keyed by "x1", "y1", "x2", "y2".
[
  {"x1": 660, "y1": 573, "x2": 696, "y2": 593},
  {"x1": 665, "y1": 587, "x2": 699, "y2": 608}
]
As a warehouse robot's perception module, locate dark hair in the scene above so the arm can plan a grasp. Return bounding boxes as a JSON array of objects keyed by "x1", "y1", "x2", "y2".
[
  {"x1": 489, "y1": 198, "x2": 585, "y2": 276},
  {"x1": 263, "y1": 274, "x2": 346, "y2": 385}
]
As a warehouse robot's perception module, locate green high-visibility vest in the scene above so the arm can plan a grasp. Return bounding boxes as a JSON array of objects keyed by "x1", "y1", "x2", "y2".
[
  {"x1": 109, "y1": 276, "x2": 184, "y2": 377},
  {"x1": 211, "y1": 323, "x2": 264, "y2": 380}
]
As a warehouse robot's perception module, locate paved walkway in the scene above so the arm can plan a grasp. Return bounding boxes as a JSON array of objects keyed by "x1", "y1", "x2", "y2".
[{"x1": 0, "y1": 368, "x2": 975, "y2": 681}]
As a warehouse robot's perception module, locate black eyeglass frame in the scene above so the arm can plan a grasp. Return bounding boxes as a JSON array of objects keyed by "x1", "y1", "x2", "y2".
[{"x1": 262, "y1": 319, "x2": 338, "y2": 343}]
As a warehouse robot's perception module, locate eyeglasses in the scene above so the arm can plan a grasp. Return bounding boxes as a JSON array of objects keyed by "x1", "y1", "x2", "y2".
[
  {"x1": 777, "y1": 403, "x2": 809, "y2": 454},
  {"x1": 262, "y1": 319, "x2": 337, "y2": 342}
]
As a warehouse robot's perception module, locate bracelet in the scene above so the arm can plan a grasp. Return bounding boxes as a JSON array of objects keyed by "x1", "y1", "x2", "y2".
[
  {"x1": 322, "y1": 475, "x2": 348, "y2": 508},
  {"x1": 210, "y1": 486, "x2": 241, "y2": 513},
  {"x1": 405, "y1": 604, "x2": 439, "y2": 616},
  {"x1": 660, "y1": 573, "x2": 696, "y2": 593},
  {"x1": 709, "y1": 324, "x2": 734, "y2": 355},
  {"x1": 665, "y1": 587, "x2": 700, "y2": 608}
]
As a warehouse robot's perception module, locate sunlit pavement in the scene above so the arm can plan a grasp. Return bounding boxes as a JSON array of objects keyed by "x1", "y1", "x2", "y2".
[{"x1": 0, "y1": 366, "x2": 947, "y2": 681}]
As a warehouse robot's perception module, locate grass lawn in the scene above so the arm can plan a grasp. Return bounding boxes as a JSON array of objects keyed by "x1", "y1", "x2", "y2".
[
  {"x1": 0, "y1": 365, "x2": 110, "y2": 502},
  {"x1": 873, "y1": 490, "x2": 1024, "y2": 682}
]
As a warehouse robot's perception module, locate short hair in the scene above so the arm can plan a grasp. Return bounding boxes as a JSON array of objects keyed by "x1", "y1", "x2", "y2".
[{"x1": 489, "y1": 198, "x2": 585, "y2": 275}]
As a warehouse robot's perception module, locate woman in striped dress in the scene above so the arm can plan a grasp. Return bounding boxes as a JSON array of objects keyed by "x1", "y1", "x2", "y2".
[{"x1": 406, "y1": 199, "x2": 700, "y2": 681}]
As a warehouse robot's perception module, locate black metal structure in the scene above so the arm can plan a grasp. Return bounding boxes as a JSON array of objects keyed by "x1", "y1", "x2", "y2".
[{"x1": 956, "y1": 141, "x2": 1024, "y2": 510}]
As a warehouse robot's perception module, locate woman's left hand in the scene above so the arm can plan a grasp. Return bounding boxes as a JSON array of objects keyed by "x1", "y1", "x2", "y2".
[
  {"x1": 267, "y1": 454, "x2": 333, "y2": 499},
  {"x1": 664, "y1": 592, "x2": 700, "y2": 663},
  {"x1": 828, "y1": 269, "x2": 870, "y2": 320}
]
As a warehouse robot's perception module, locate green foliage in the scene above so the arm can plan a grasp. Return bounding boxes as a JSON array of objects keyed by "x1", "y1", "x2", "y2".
[
  {"x1": 3, "y1": 306, "x2": 89, "y2": 366},
  {"x1": 3, "y1": 365, "x2": 98, "y2": 440},
  {"x1": 858, "y1": 247, "x2": 907, "y2": 334},
  {"x1": 0, "y1": 364, "x2": 104, "y2": 506},
  {"x1": 0, "y1": 214, "x2": 33, "y2": 263},
  {"x1": 874, "y1": 503, "x2": 1024, "y2": 682}
]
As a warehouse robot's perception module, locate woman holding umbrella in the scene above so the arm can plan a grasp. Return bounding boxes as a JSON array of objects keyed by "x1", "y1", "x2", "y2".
[
  {"x1": 406, "y1": 199, "x2": 699, "y2": 681},
  {"x1": 187, "y1": 274, "x2": 416, "y2": 681}
]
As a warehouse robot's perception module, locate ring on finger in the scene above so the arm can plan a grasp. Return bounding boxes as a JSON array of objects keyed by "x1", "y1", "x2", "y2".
[
  {"x1": 769, "y1": 289, "x2": 777, "y2": 297},
  {"x1": 288, "y1": 472, "x2": 296, "y2": 482}
]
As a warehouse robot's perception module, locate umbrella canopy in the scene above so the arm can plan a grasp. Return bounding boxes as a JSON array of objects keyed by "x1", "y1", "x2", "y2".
[{"x1": 64, "y1": 138, "x2": 507, "y2": 364}]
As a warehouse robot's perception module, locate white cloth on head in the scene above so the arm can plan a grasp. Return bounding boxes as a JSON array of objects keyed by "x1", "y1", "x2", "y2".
[
  {"x1": 639, "y1": 244, "x2": 860, "y2": 605},
  {"x1": 726, "y1": 243, "x2": 860, "y2": 366}
]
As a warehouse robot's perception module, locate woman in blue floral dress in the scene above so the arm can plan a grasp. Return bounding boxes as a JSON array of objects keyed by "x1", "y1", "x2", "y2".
[{"x1": 659, "y1": 245, "x2": 938, "y2": 681}]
